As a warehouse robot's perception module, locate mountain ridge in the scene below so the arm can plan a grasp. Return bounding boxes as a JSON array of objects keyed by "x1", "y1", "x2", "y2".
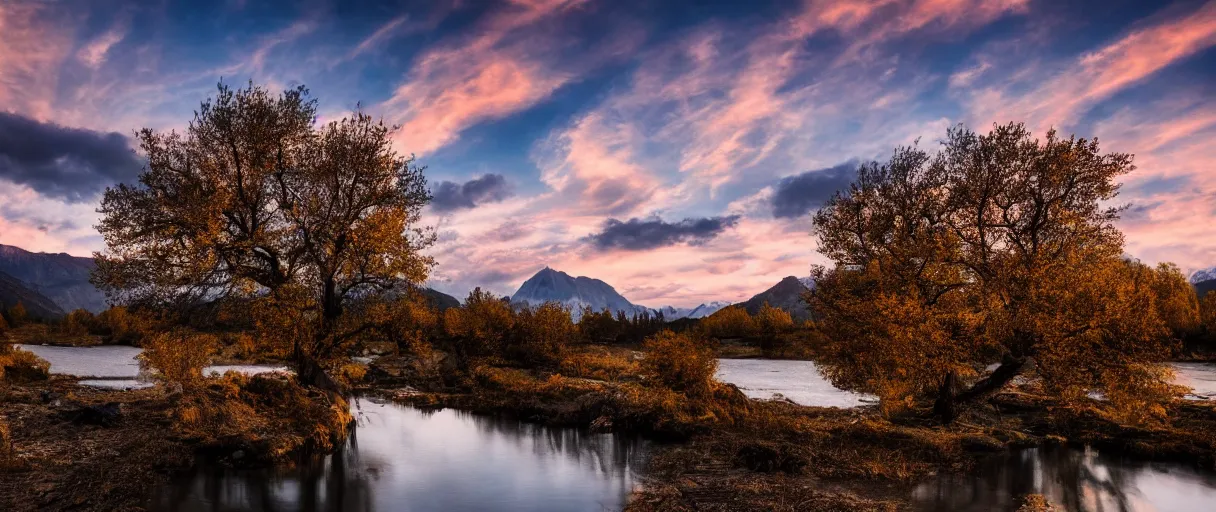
[
  {"x1": 0, "y1": 269, "x2": 66, "y2": 320},
  {"x1": 0, "y1": 244, "x2": 107, "y2": 313}
]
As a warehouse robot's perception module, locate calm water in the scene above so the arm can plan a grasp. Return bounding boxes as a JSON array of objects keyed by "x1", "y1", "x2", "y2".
[
  {"x1": 149, "y1": 397, "x2": 649, "y2": 512},
  {"x1": 16, "y1": 344, "x2": 288, "y2": 389},
  {"x1": 912, "y1": 445, "x2": 1216, "y2": 512},
  {"x1": 715, "y1": 358, "x2": 876, "y2": 407}
]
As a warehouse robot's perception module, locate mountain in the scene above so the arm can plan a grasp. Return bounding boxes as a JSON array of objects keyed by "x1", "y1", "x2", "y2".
[
  {"x1": 735, "y1": 276, "x2": 813, "y2": 321},
  {"x1": 673, "y1": 301, "x2": 732, "y2": 320},
  {"x1": 0, "y1": 244, "x2": 107, "y2": 313},
  {"x1": 420, "y1": 287, "x2": 460, "y2": 311},
  {"x1": 1191, "y1": 267, "x2": 1216, "y2": 298},
  {"x1": 0, "y1": 270, "x2": 65, "y2": 320},
  {"x1": 1191, "y1": 267, "x2": 1216, "y2": 285},
  {"x1": 511, "y1": 267, "x2": 649, "y2": 319}
]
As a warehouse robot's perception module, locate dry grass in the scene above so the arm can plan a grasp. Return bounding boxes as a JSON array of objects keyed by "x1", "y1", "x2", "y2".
[
  {"x1": 0, "y1": 380, "x2": 192, "y2": 511},
  {"x1": 558, "y1": 345, "x2": 640, "y2": 382},
  {"x1": 0, "y1": 345, "x2": 49, "y2": 383},
  {"x1": 170, "y1": 373, "x2": 352, "y2": 462},
  {"x1": 139, "y1": 330, "x2": 217, "y2": 387}
]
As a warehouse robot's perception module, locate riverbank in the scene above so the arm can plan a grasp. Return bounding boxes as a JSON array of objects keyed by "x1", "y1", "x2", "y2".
[
  {"x1": 0, "y1": 377, "x2": 192, "y2": 511},
  {"x1": 0, "y1": 372, "x2": 351, "y2": 511},
  {"x1": 367, "y1": 345, "x2": 1216, "y2": 511}
]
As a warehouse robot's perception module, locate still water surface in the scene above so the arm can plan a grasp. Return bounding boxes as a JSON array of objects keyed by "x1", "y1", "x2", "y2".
[
  {"x1": 149, "y1": 398, "x2": 649, "y2": 512},
  {"x1": 912, "y1": 445, "x2": 1216, "y2": 512},
  {"x1": 715, "y1": 358, "x2": 875, "y2": 407},
  {"x1": 17, "y1": 344, "x2": 288, "y2": 389}
]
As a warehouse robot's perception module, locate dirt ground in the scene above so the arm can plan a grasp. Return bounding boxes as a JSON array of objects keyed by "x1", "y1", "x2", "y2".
[{"x1": 0, "y1": 378, "x2": 192, "y2": 512}]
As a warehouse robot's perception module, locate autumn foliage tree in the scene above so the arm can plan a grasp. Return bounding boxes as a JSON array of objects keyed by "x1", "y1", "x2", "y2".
[
  {"x1": 809, "y1": 123, "x2": 1179, "y2": 421},
  {"x1": 93, "y1": 82, "x2": 434, "y2": 386}
]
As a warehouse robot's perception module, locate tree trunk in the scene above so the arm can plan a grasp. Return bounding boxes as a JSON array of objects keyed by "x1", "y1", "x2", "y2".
[
  {"x1": 934, "y1": 357, "x2": 1027, "y2": 423},
  {"x1": 934, "y1": 371, "x2": 958, "y2": 423}
]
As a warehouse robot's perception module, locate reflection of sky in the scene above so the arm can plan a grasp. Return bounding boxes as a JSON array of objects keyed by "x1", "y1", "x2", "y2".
[
  {"x1": 349, "y1": 398, "x2": 645, "y2": 511},
  {"x1": 154, "y1": 398, "x2": 648, "y2": 511}
]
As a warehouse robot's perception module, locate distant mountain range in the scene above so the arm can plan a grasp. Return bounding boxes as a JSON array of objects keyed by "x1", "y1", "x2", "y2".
[
  {"x1": 733, "y1": 276, "x2": 813, "y2": 321},
  {"x1": 1192, "y1": 267, "x2": 1216, "y2": 298},
  {"x1": 0, "y1": 244, "x2": 107, "y2": 313},
  {"x1": 0, "y1": 269, "x2": 66, "y2": 320},
  {"x1": 508, "y1": 266, "x2": 810, "y2": 322}
]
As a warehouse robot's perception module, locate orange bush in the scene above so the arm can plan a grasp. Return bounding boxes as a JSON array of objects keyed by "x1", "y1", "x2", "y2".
[{"x1": 642, "y1": 330, "x2": 718, "y2": 399}]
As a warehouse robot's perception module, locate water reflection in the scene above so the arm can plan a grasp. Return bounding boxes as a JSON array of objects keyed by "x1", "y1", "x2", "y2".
[
  {"x1": 912, "y1": 445, "x2": 1216, "y2": 512},
  {"x1": 150, "y1": 398, "x2": 648, "y2": 512}
]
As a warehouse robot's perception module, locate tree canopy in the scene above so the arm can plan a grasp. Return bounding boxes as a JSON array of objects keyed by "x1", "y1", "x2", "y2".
[
  {"x1": 93, "y1": 82, "x2": 434, "y2": 380},
  {"x1": 808, "y1": 123, "x2": 1186, "y2": 420}
]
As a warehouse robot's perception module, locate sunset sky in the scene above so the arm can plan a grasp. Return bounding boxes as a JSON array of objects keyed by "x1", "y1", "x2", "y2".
[{"x1": 0, "y1": 0, "x2": 1213, "y2": 307}]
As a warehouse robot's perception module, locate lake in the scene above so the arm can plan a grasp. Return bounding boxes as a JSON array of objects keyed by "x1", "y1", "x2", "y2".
[{"x1": 149, "y1": 397, "x2": 649, "y2": 512}]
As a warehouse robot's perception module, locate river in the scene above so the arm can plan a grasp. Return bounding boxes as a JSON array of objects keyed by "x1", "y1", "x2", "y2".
[{"x1": 16, "y1": 344, "x2": 1216, "y2": 511}]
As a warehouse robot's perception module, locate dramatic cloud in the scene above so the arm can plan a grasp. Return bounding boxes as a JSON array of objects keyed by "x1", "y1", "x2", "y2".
[
  {"x1": 961, "y1": 1, "x2": 1216, "y2": 131},
  {"x1": 383, "y1": 0, "x2": 590, "y2": 155},
  {"x1": 587, "y1": 215, "x2": 741, "y2": 251},
  {"x1": 771, "y1": 162, "x2": 858, "y2": 219},
  {"x1": 431, "y1": 173, "x2": 514, "y2": 212},
  {"x1": 0, "y1": 112, "x2": 141, "y2": 202}
]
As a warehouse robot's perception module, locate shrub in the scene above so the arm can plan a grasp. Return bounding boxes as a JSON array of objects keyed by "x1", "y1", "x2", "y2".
[
  {"x1": 140, "y1": 330, "x2": 217, "y2": 388},
  {"x1": 171, "y1": 373, "x2": 353, "y2": 461},
  {"x1": 335, "y1": 362, "x2": 368, "y2": 388},
  {"x1": 509, "y1": 302, "x2": 575, "y2": 365},
  {"x1": 642, "y1": 330, "x2": 718, "y2": 399},
  {"x1": 0, "y1": 344, "x2": 50, "y2": 383}
]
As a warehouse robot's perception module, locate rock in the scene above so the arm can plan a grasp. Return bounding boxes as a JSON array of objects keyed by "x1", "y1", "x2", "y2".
[
  {"x1": 66, "y1": 402, "x2": 123, "y2": 427},
  {"x1": 40, "y1": 390, "x2": 61, "y2": 405},
  {"x1": 590, "y1": 415, "x2": 613, "y2": 433}
]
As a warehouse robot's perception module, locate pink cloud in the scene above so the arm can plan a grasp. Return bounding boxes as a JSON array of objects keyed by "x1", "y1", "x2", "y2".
[
  {"x1": 0, "y1": 2, "x2": 74, "y2": 120},
  {"x1": 381, "y1": 0, "x2": 592, "y2": 156},
  {"x1": 962, "y1": 1, "x2": 1216, "y2": 131}
]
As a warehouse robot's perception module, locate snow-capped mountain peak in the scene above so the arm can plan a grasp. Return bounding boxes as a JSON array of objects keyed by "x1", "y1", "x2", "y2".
[
  {"x1": 510, "y1": 267, "x2": 649, "y2": 320},
  {"x1": 1190, "y1": 267, "x2": 1216, "y2": 284}
]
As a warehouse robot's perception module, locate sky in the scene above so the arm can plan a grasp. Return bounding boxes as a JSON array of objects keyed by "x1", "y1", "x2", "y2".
[{"x1": 0, "y1": 0, "x2": 1213, "y2": 308}]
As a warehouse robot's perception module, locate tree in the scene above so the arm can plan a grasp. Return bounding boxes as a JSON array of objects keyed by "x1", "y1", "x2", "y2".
[
  {"x1": 1146, "y1": 263, "x2": 1200, "y2": 340},
  {"x1": 442, "y1": 288, "x2": 515, "y2": 360},
  {"x1": 5, "y1": 303, "x2": 26, "y2": 328},
  {"x1": 93, "y1": 82, "x2": 434, "y2": 386},
  {"x1": 509, "y1": 302, "x2": 575, "y2": 365},
  {"x1": 809, "y1": 123, "x2": 1175, "y2": 421}
]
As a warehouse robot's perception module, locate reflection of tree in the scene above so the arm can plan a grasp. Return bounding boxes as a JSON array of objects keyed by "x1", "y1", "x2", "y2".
[
  {"x1": 150, "y1": 438, "x2": 375, "y2": 512},
  {"x1": 152, "y1": 400, "x2": 649, "y2": 512},
  {"x1": 456, "y1": 409, "x2": 648, "y2": 479},
  {"x1": 914, "y1": 446, "x2": 1141, "y2": 511}
]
